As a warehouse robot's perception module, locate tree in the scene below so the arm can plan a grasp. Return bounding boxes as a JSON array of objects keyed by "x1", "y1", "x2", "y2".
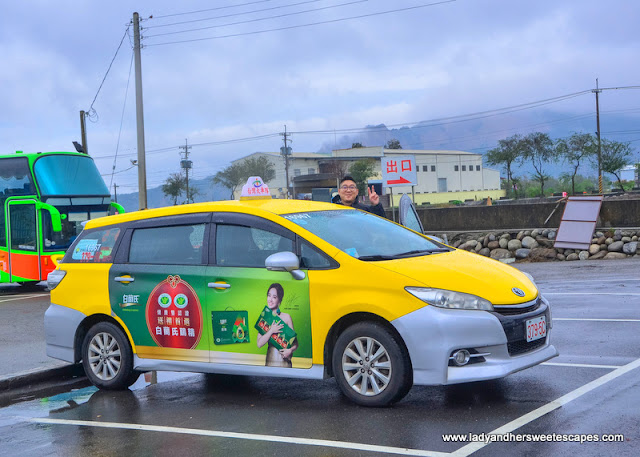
[
  {"x1": 212, "y1": 162, "x2": 245, "y2": 199},
  {"x1": 161, "y1": 173, "x2": 186, "y2": 205},
  {"x1": 351, "y1": 142, "x2": 364, "y2": 148},
  {"x1": 212, "y1": 156, "x2": 276, "y2": 199},
  {"x1": 321, "y1": 158, "x2": 349, "y2": 182},
  {"x1": 349, "y1": 159, "x2": 377, "y2": 196},
  {"x1": 385, "y1": 139, "x2": 402, "y2": 149},
  {"x1": 521, "y1": 132, "x2": 557, "y2": 197},
  {"x1": 555, "y1": 132, "x2": 596, "y2": 195},
  {"x1": 241, "y1": 156, "x2": 276, "y2": 183},
  {"x1": 486, "y1": 134, "x2": 525, "y2": 198},
  {"x1": 597, "y1": 139, "x2": 634, "y2": 192}
]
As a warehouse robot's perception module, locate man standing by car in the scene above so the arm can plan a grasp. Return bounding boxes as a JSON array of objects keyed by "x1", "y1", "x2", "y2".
[{"x1": 334, "y1": 175, "x2": 386, "y2": 218}]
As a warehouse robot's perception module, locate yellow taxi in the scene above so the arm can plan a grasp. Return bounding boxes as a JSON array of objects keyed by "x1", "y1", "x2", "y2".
[{"x1": 45, "y1": 177, "x2": 557, "y2": 406}]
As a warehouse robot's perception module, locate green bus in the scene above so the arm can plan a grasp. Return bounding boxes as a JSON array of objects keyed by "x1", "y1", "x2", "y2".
[{"x1": 0, "y1": 150, "x2": 123, "y2": 286}]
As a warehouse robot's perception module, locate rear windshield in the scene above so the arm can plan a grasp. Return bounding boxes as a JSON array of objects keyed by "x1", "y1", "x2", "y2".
[{"x1": 66, "y1": 227, "x2": 121, "y2": 263}]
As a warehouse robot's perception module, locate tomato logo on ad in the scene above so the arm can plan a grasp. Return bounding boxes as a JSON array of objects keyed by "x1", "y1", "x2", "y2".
[{"x1": 145, "y1": 275, "x2": 202, "y2": 349}]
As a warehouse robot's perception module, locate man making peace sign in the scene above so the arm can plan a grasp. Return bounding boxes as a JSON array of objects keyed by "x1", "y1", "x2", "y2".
[{"x1": 334, "y1": 175, "x2": 386, "y2": 218}]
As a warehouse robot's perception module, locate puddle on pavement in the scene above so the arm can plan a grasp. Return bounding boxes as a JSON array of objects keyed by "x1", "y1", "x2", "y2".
[{"x1": 0, "y1": 371, "x2": 200, "y2": 422}]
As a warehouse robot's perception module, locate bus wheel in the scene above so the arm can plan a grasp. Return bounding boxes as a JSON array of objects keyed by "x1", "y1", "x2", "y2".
[
  {"x1": 82, "y1": 322, "x2": 139, "y2": 390},
  {"x1": 332, "y1": 322, "x2": 412, "y2": 407}
]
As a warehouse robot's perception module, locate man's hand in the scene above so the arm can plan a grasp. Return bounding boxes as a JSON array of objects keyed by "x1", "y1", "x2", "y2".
[{"x1": 367, "y1": 185, "x2": 380, "y2": 205}]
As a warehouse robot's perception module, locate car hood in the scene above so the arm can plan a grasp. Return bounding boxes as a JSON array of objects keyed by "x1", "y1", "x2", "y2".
[{"x1": 372, "y1": 248, "x2": 538, "y2": 305}]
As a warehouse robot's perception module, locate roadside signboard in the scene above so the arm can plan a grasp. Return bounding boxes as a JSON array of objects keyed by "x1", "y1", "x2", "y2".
[{"x1": 381, "y1": 155, "x2": 417, "y2": 187}]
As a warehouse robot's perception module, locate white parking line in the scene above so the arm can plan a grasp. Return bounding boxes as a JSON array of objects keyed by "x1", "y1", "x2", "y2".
[
  {"x1": 29, "y1": 417, "x2": 450, "y2": 457},
  {"x1": 544, "y1": 293, "x2": 640, "y2": 296},
  {"x1": 554, "y1": 318, "x2": 640, "y2": 322},
  {"x1": 538, "y1": 279, "x2": 640, "y2": 284},
  {"x1": 0, "y1": 293, "x2": 49, "y2": 303},
  {"x1": 542, "y1": 362, "x2": 621, "y2": 369},
  {"x1": 451, "y1": 357, "x2": 640, "y2": 457}
]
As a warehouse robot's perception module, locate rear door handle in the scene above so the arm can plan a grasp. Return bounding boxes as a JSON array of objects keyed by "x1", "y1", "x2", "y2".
[
  {"x1": 208, "y1": 282, "x2": 231, "y2": 289},
  {"x1": 115, "y1": 276, "x2": 135, "y2": 283}
]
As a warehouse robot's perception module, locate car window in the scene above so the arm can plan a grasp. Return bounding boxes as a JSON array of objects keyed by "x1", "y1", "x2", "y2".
[
  {"x1": 68, "y1": 227, "x2": 121, "y2": 263},
  {"x1": 300, "y1": 240, "x2": 332, "y2": 268},
  {"x1": 216, "y1": 224, "x2": 293, "y2": 267},
  {"x1": 283, "y1": 210, "x2": 447, "y2": 260},
  {"x1": 129, "y1": 224, "x2": 205, "y2": 265}
]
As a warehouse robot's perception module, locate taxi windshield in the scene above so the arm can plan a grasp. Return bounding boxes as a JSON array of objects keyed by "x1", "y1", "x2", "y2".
[{"x1": 282, "y1": 210, "x2": 449, "y2": 260}]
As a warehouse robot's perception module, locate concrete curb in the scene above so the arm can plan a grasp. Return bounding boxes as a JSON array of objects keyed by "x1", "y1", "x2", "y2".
[{"x1": 0, "y1": 363, "x2": 85, "y2": 392}]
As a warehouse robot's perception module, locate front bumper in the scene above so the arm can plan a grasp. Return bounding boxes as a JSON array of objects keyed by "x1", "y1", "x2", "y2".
[{"x1": 391, "y1": 299, "x2": 558, "y2": 386}]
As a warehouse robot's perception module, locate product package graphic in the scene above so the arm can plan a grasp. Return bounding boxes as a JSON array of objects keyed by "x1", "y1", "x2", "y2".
[{"x1": 254, "y1": 306, "x2": 297, "y2": 350}]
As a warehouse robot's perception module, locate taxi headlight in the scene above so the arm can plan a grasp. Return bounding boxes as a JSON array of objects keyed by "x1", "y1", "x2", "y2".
[{"x1": 405, "y1": 287, "x2": 493, "y2": 311}]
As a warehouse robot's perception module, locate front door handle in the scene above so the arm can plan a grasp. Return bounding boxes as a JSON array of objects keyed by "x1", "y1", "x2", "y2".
[
  {"x1": 115, "y1": 276, "x2": 135, "y2": 283},
  {"x1": 208, "y1": 282, "x2": 231, "y2": 289}
]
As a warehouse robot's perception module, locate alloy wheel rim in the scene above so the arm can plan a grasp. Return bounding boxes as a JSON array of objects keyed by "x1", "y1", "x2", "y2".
[
  {"x1": 88, "y1": 332, "x2": 122, "y2": 381},
  {"x1": 341, "y1": 336, "x2": 392, "y2": 396}
]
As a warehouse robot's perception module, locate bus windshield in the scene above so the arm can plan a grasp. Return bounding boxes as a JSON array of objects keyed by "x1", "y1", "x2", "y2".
[{"x1": 33, "y1": 155, "x2": 109, "y2": 196}]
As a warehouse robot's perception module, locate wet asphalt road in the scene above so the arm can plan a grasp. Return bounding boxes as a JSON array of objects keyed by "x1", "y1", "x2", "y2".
[{"x1": 0, "y1": 259, "x2": 638, "y2": 456}]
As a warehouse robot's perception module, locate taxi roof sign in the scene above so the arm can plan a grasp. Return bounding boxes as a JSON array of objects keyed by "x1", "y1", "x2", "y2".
[{"x1": 239, "y1": 176, "x2": 272, "y2": 200}]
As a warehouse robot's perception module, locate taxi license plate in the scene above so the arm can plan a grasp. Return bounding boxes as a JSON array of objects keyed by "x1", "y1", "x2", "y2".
[{"x1": 526, "y1": 315, "x2": 546, "y2": 342}]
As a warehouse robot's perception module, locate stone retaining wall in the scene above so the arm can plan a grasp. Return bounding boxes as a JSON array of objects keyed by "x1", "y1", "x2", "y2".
[{"x1": 449, "y1": 228, "x2": 640, "y2": 262}]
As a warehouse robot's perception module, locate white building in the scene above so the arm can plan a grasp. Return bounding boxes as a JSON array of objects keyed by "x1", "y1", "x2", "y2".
[{"x1": 233, "y1": 146, "x2": 504, "y2": 204}]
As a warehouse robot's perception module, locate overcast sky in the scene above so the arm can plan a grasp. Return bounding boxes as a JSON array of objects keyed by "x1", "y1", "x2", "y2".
[{"x1": 1, "y1": 0, "x2": 639, "y2": 195}]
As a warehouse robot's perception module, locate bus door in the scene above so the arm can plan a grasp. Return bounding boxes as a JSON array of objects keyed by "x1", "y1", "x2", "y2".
[{"x1": 6, "y1": 199, "x2": 41, "y2": 282}]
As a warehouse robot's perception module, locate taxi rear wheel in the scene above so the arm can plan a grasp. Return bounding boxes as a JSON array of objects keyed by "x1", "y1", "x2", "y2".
[
  {"x1": 82, "y1": 322, "x2": 139, "y2": 390},
  {"x1": 332, "y1": 322, "x2": 412, "y2": 406}
]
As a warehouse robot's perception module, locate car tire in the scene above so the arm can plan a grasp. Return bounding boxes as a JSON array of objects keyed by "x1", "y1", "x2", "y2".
[
  {"x1": 332, "y1": 322, "x2": 412, "y2": 407},
  {"x1": 82, "y1": 322, "x2": 140, "y2": 390}
]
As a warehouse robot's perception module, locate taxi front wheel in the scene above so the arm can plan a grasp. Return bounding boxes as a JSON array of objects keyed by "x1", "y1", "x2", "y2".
[
  {"x1": 82, "y1": 322, "x2": 140, "y2": 390},
  {"x1": 332, "y1": 322, "x2": 412, "y2": 406}
]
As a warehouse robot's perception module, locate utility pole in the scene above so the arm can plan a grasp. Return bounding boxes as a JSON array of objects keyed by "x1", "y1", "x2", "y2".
[
  {"x1": 179, "y1": 139, "x2": 193, "y2": 204},
  {"x1": 133, "y1": 12, "x2": 148, "y2": 210},
  {"x1": 593, "y1": 78, "x2": 603, "y2": 194},
  {"x1": 280, "y1": 125, "x2": 292, "y2": 198},
  {"x1": 79, "y1": 110, "x2": 88, "y2": 154},
  {"x1": 113, "y1": 183, "x2": 119, "y2": 203}
]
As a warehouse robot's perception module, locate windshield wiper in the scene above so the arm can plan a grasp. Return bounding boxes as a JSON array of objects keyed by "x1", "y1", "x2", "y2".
[
  {"x1": 393, "y1": 248, "x2": 450, "y2": 258},
  {"x1": 357, "y1": 254, "x2": 396, "y2": 261}
]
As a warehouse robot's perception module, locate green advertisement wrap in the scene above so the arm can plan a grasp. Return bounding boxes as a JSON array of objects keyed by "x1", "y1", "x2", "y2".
[
  {"x1": 109, "y1": 265, "x2": 210, "y2": 352},
  {"x1": 108, "y1": 264, "x2": 312, "y2": 368},
  {"x1": 205, "y1": 266, "x2": 312, "y2": 368}
]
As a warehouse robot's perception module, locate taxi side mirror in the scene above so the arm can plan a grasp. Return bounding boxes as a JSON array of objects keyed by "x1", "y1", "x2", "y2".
[{"x1": 265, "y1": 251, "x2": 306, "y2": 280}]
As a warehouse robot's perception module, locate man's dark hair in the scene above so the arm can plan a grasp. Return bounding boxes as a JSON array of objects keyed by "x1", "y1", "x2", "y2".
[{"x1": 340, "y1": 175, "x2": 357, "y2": 186}]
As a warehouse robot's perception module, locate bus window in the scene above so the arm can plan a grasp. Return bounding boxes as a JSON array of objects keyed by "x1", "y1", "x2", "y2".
[
  {"x1": 0, "y1": 157, "x2": 36, "y2": 198},
  {"x1": 10, "y1": 204, "x2": 37, "y2": 251}
]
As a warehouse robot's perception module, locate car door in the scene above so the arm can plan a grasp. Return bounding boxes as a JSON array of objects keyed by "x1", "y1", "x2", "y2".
[
  {"x1": 205, "y1": 213, "x2": 313, "y2": 369},
  {"x1": 398, "y1": 194, "x2": 425, "y2": 234},
  {"x1": 108, "y1": 213, "x2": 211, "y2": 363},
  {"x1": 7, "y1": 199, "x2": 41, "y2": 282}
]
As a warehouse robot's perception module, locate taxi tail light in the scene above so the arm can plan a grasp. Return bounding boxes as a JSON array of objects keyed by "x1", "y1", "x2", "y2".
[{"x1": 47, "y1": 269, "x2": 67, "y2": 290}]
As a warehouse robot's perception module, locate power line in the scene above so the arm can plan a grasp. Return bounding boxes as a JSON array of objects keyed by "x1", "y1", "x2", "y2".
[
  {"x1": 149, "y1": 0, "x2": 273, "y2": 20},
  {"x1": 145, "y1": 0, "x2": 324, "y2": 30},
  {"x1": 109, "y1": 50, "x2": 135, "y2": 190},
  {"x1": 145, "y1": 0, "x2": 456, "y2": 47},
  {"x1": 144, "y1": 0, "x2": 366, "y2": 38},
  {"x1": 291, "y1": 90, "x2": 593, "y2": 136},
  {"x1": 87, "y1": 25, "x2": 131, "y2": 115}
]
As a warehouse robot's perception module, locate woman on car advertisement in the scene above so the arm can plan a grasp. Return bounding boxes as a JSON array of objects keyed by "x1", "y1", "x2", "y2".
[{"x1": 256, "y1": 283, "x2": 298, "y2": 367}]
